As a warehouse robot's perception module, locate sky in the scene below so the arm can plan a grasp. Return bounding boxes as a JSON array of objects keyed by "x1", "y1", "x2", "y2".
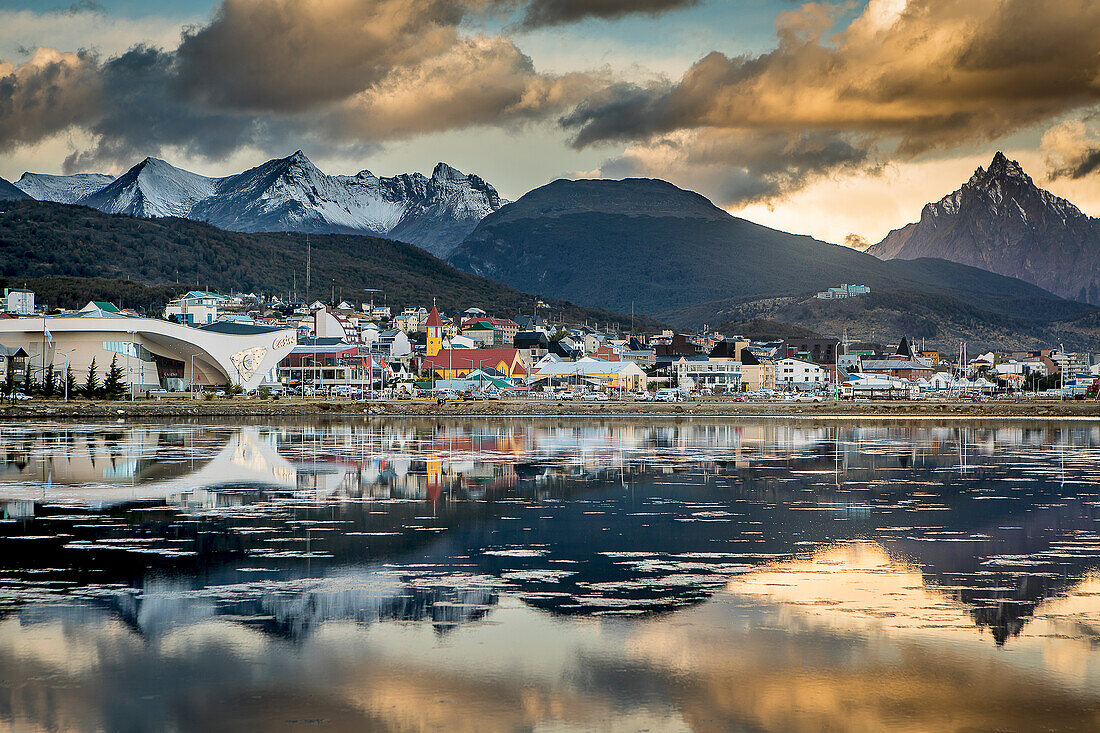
[{"x1": 2, "y1": 0, "x2": 1100, "y2": 246}]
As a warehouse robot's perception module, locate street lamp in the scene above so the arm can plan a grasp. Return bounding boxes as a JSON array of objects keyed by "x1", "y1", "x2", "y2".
[{"x1": 59, "y1": 348, "x2": 75, "y2": 402}]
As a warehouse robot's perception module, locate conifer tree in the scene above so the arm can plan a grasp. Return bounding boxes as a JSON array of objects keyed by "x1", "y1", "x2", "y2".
[
  {"x1": 42, "y1": 363, "x2": 56, "y2": 397},
  {"x1": 103, "y1": 355, "x2": 125, "y2": 400},
  {"x1": 65, "y1": 365, "x2": 77, "y2": 399},
  {"x1": 83, "y1": 357, "x2": 100, "y2": 398}
]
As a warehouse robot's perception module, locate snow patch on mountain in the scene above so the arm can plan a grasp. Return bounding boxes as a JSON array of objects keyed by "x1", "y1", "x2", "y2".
[{"x1": 15, "y1": 172, "x2": 114, "y2": 204}]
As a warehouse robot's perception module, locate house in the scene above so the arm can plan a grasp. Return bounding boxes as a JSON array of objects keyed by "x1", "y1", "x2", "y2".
[
  {"x1": 514, "y1": 331, "x2": 550, "y2": 364},
  {"x1": 621, "y1": 337, "x2": 656, "y2": 367},
  {"x1": 462, "y1": 321, "x2": 502, "y2": 347},
  {"x1": 775, "y1": 357, "x2": 829, "y2": 390},
  {"x1": 675, "y1": 356, "x2": 742, "y2": 392},
  {"x1": 738, "y1": 350, "x2": 775, "y2": 392},
  {"x1": 164, "y1": 291, "x2": 231, "y2": 326},
  {"x1": 278, "y1": 338, "x2": 374, "y2": 389},
  {"x1": 461, "y1": 316, "x2": 519, "y2": 344},
  {"x1": 858, "y1": 337, "x2": 934, "y2": 381},
  {"x1": 81, "y1": 301, "x2": 121, "y2": 314},
  {"x1": 782, "y1": 338, "x2": 841, "y2": 364},
  {"x1": 0, "y1": 345, "x2": 28, "y2": 382},
  {"x1": 370, "y1": 329, "x2": 412, "y2": 358},
  {"x1": 423, "y1": 348, "x2": 528, "y2": 380},
  {"x1": 513, "y1": 315, "x2": 548, "y2": 333},
  {"x1": 3, "y1": 288, "x2": 34, "y2": 315},
  {"x1": 394, "y1": 307, "x2": 429, "y2": 332}
]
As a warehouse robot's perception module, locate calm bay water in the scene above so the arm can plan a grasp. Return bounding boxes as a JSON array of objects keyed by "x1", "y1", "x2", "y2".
[{"x1": 1, "y1": 419, "x2": 1100, "y2": 731}]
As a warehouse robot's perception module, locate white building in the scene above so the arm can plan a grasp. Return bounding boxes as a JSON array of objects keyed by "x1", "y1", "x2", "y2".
[
  {"x1": 815, "y1": 284, "x2": 871, "y2": 300},
  {"x1": 370, "y1": 329, "x2": 412, "y2": 358},
  {"x1": 775, "y1": 357, "x2": 828, "y2": 390},
  {"x1": 0, "y1": 313, "x2": 295, "y2": 392},
  {"x1": 394, "y1": 307, "x2": 429, "y2": 333},
  {"x1": 675, "y1": 357, "x2": 742, "y2": 392},
  {"x1": 2, "y1": 288, "x2": 34, "y2": 315},
  {"x1": 164, "y1": 291, "x2": 231, "y2": 326}
]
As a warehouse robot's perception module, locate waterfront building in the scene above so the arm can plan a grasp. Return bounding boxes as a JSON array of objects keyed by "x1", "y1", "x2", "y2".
[{"x1": 0, "y1": 312, "x2": 295, "y2": 391}]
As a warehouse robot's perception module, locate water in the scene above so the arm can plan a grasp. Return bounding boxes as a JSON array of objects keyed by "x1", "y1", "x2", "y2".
[{"x1": 1, "y1": 419, "x2": 1100, "y2": 731}]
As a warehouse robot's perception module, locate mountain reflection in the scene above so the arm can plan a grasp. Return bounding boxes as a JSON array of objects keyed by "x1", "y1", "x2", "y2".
[{"x1": 1, "y1": 420, "x2": 1099, "y2": 651}]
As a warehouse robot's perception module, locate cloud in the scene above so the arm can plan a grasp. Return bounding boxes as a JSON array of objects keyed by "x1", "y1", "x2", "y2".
[
  {"x1": 60, "y1": 45, "x2": 264, "y2": 171},
  {"x1": 0, "y1": 47, "x2": 102, "y2": 152},
  {"x1": 324, "y1": 36, "x2": 599, "y2": 140},
  {"x1": 1042, "y1": 118, "x2": 1100, "y2": 180},
  {"x1": 562, "y1": 0, "x2": 1100, "y2": 201},
  {"x1": 174, "y1": 0, "x2": 468, "y2": 113},
  {"x1": 516, "y1": 0, "x2": 698, "y2": 29},
  {"x1": 589, "y1": 127, "x2": 874, "y2": 206}
]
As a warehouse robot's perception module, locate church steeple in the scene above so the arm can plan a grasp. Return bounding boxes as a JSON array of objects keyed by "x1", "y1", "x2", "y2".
[{"x1": 426, "y1": 306, "x2": 443, "y2": 357}]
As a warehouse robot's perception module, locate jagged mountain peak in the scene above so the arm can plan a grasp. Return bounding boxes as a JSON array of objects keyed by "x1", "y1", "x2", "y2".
[
  {"x1": 986, "y1": 151, "x2": 1028, "y2": 180},
  {"x1": 966, "y1": 151, "x2": 1032, "y2": 191},
  {"x1": 432, "y1": 162, "x2": 465, "y2": 181}
]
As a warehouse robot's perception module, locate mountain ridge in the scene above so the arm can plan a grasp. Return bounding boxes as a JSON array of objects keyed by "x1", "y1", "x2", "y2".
[
  {"x1": 447, "y1": 175, "x2": 1098, "y2": 348},
  {"x1": 13, "y1": 152, "x2": 505, "y2": 257}
]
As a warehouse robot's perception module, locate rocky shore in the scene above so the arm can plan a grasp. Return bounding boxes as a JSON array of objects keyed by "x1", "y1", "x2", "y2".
[{"x1": 2, "y1": 397, "x2": 1099, "y2": 420}]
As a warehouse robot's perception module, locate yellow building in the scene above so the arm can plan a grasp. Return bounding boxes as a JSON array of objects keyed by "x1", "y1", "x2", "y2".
[{"x1": 426, "y1": 306, "x2": 443, "y2": 358}]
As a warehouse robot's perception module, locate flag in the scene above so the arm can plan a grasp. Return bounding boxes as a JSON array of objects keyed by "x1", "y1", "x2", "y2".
[{"x1": 44, "y1": 329, "x2": 52, "y2": 346}]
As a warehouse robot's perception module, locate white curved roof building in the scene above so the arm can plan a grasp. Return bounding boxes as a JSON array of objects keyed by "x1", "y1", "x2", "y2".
[{"x1": 0, "y1": 311, "x2": 296, "y2": 392}]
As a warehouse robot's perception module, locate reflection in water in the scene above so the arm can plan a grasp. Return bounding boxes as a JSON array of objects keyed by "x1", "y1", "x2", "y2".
[{"x1": 1, "y1": 420, "x2": 1100, "y2": 730}]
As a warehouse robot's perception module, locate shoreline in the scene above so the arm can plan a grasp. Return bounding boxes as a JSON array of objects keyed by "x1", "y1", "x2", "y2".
[{"x1": 2, "y1": 397, "x2": 1099, "y2": 421}]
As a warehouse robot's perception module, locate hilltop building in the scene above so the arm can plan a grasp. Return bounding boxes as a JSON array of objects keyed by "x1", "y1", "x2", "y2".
[
  {"x1": 815, "y1": 284, "x2": 871, "y2": 300},
  {"x1": 2, "y1": 288, "x2": 34, "y2": 315}
]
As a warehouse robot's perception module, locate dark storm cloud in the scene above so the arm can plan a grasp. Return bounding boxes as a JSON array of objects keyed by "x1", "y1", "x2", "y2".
[
  {"x1": 0, "y1": 48, "x2": 102, "y2": 152},
  {"x1": 594, "y1": 127, "x2": 873, "y2": 206},
  {"x1": 173, "y1": 0, "x2": 469, "y2": 113},
  {"x1": 1055, "y1": 150, "x2": 1100, "y2": 179},
  {"x1": 60, "y1": 45, "x2": 261, "y2": 171},
  {"x1": 517, "y1": 0, "x2": 698, "y2": 29}
]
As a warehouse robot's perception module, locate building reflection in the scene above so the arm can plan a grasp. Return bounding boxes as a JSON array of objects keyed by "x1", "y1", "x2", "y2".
[{"x1": 1, "y1": 420, "x2": 1100, "y2": 650}]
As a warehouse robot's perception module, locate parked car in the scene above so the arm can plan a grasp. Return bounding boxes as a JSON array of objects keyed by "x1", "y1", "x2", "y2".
[
  {"x1": 11, "y1": 392, "x2": 31, "y2": 401},
  {"x1": 655, "y1": 388, "x2": 684, "y2": 402},
  {"x1": 558, "y1": 390, "x2": 574, "y2": 401},
  {"x1": 730, "y1": 395, "x2": 745, "y2": 402},
  {"x1": 583, "y1": 391, "x2": 609, "y2": 401},
  {"x1": 633, "y1": 391, "x2": 652, "y2": 401}
]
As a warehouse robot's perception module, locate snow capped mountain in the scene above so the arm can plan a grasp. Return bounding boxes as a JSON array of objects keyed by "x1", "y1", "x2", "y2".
[
  {"x1": 867, "y1": 152, "x2": 1100, "y2": 304},
  {"x1": 14, "y1": 172, "x2": 113, "y2": 203},
  {"x1": 82, "y1": 157, "x2": 217, "y2": 218},
  {"x1": 14, "y1": 152, "x2": 505, "y2": 257}
]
